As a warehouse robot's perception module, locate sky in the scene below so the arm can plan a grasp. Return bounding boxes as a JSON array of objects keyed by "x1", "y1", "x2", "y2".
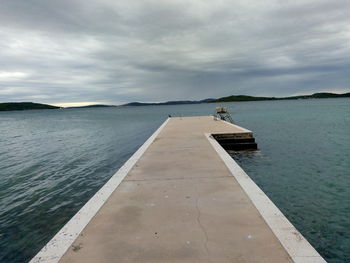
[{"x1": 0, "y1": 0, "x2": 350, "y2": 106}]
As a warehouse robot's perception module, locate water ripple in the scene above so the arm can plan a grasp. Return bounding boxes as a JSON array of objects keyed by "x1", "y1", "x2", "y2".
[{"x1": 0, "y1": 100, "x2": 349, "y2": 262}]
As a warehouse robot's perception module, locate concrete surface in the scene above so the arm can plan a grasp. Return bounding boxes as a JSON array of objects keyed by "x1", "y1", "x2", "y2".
[{"x1": 60, "y1": 116, "x2": 293, "y2": 263}]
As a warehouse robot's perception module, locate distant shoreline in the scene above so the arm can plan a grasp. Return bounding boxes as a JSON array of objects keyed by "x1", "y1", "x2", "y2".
[
  {"x1": 1, "y1": 92, "x2": 349, "y2": 111},
  {"x1": 0, "y1": 102, "x2": 59, "y2": 112},
  {"x1": 121, "y1": 92, "x2": 350, "y2": 106},
  {"x1": 209, "y1": 92, "x2": 350, "y2": 103}
]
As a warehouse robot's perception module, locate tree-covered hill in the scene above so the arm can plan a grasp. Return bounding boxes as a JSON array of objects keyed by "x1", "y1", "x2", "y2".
[{"x1": 0, "y1": 102, "x2": 59, "y2": 111}]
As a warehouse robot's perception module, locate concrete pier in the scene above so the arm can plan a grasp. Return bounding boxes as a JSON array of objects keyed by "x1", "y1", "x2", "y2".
[{"x1": 31, "y1": 116, "x2": 325, "y2": 263}]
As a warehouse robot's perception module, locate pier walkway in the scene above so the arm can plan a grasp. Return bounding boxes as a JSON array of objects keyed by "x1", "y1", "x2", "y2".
[{"x1": 32, "y1": 116, "x2": 325, "y2": 263}]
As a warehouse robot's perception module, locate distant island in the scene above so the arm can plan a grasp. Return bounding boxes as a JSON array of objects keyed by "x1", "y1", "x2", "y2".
[
  {"x1": 211, "y1": 92, "x2": 350, "y2": 103},
  {"x1": 122, "y1": 99, "x2": 214, "y2": 107},
  {"x1": 121, "y1": 92, "x2": 349, "y2": 106},
  {"x1": 0, "y1": 102, "x2": 59, "y2": 111},
  {"x1": 66, "y1": 104, "x2": 117, "y2": 109},
  {"x1": 1, "y1": 92, "x2": 349, "y2": 111},
  {"x1": 0, "y1": 103, "x2": 117, "y2": 111}
]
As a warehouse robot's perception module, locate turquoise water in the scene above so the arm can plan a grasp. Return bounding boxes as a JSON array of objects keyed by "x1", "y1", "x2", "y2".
[
  {"x1": 0, "y1": 99, "x2": 349, "y2": 262},
  {"x1": 229, "y1": 99, "x2": 350, "y2": 262}
]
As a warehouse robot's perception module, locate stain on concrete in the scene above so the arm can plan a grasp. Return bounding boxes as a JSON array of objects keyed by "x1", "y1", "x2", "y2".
[
  {"x1": 115, "y1": 205, "x2": 142, "y2": 225},
  {"x1": 72, "y1": 243, "x2": 82, "y2": 252}
]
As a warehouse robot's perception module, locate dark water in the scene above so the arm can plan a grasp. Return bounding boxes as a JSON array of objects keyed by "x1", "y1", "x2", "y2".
[{"x1": 0, "y1": 99, "x2": 349, "y2": 262}]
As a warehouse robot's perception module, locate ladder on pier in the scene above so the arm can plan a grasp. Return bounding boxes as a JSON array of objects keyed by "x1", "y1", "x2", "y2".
[{"x1": 214, "y1": 107, "x2": 234, "y2": 123}]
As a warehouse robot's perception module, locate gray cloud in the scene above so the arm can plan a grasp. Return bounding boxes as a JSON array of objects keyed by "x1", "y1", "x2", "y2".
[{"x1": 0, "y1": 0, "x2": 349, "y2": 105}]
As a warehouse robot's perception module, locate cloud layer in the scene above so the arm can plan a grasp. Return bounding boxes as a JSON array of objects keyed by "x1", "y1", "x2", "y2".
[{"x1": 1, "y1": 0, "x2": 350, "y2": 105}]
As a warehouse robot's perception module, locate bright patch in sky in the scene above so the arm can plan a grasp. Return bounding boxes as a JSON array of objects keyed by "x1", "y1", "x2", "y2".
[
  {"x1": 51, "y1": 102, "x2": 108, "y2": 107},
  {"x1": 0, "y1": 71, "x2": 29, "y2": 81}
]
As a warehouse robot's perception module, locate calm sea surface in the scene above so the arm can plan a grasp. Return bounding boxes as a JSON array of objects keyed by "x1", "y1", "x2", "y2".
[{"x1": 0, "y1": 99, "x2": 349, "y2": 262}]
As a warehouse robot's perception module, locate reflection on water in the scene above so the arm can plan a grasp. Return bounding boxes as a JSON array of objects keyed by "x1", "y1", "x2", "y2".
[{"x1": 0, "y1": 98, "x2": 349, "y2": 262}]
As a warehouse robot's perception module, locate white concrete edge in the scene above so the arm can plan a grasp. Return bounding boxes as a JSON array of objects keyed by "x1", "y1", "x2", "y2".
[
  {"x1": 214, "y1": 117, "x2": 253, "y2": 133},
  {"x1": 30, "y1": 118, "x2": 170, "y2": 263},
  {"x1": 205, "y1": 133, "x2": 326, "y2": 263}
]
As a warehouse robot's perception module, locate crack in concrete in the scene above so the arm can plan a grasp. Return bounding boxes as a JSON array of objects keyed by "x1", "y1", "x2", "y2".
[{"x1": 195, "y1": 188, "x2": 211, "y2": 261}]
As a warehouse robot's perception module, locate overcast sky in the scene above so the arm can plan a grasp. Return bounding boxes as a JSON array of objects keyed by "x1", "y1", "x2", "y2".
[{"x1": 0, "y1": 0, "x2": 349, "y2": 106}]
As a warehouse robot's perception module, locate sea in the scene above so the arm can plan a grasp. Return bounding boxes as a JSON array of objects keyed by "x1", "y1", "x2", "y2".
[{"x1": 0, "y1": 98, "x2": 349, "y2": 262}]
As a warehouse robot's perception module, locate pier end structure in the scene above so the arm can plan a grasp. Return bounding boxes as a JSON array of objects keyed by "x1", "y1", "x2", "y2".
[{"x1": 31, "y1": 116, "x2": 325, "y2": 263}]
